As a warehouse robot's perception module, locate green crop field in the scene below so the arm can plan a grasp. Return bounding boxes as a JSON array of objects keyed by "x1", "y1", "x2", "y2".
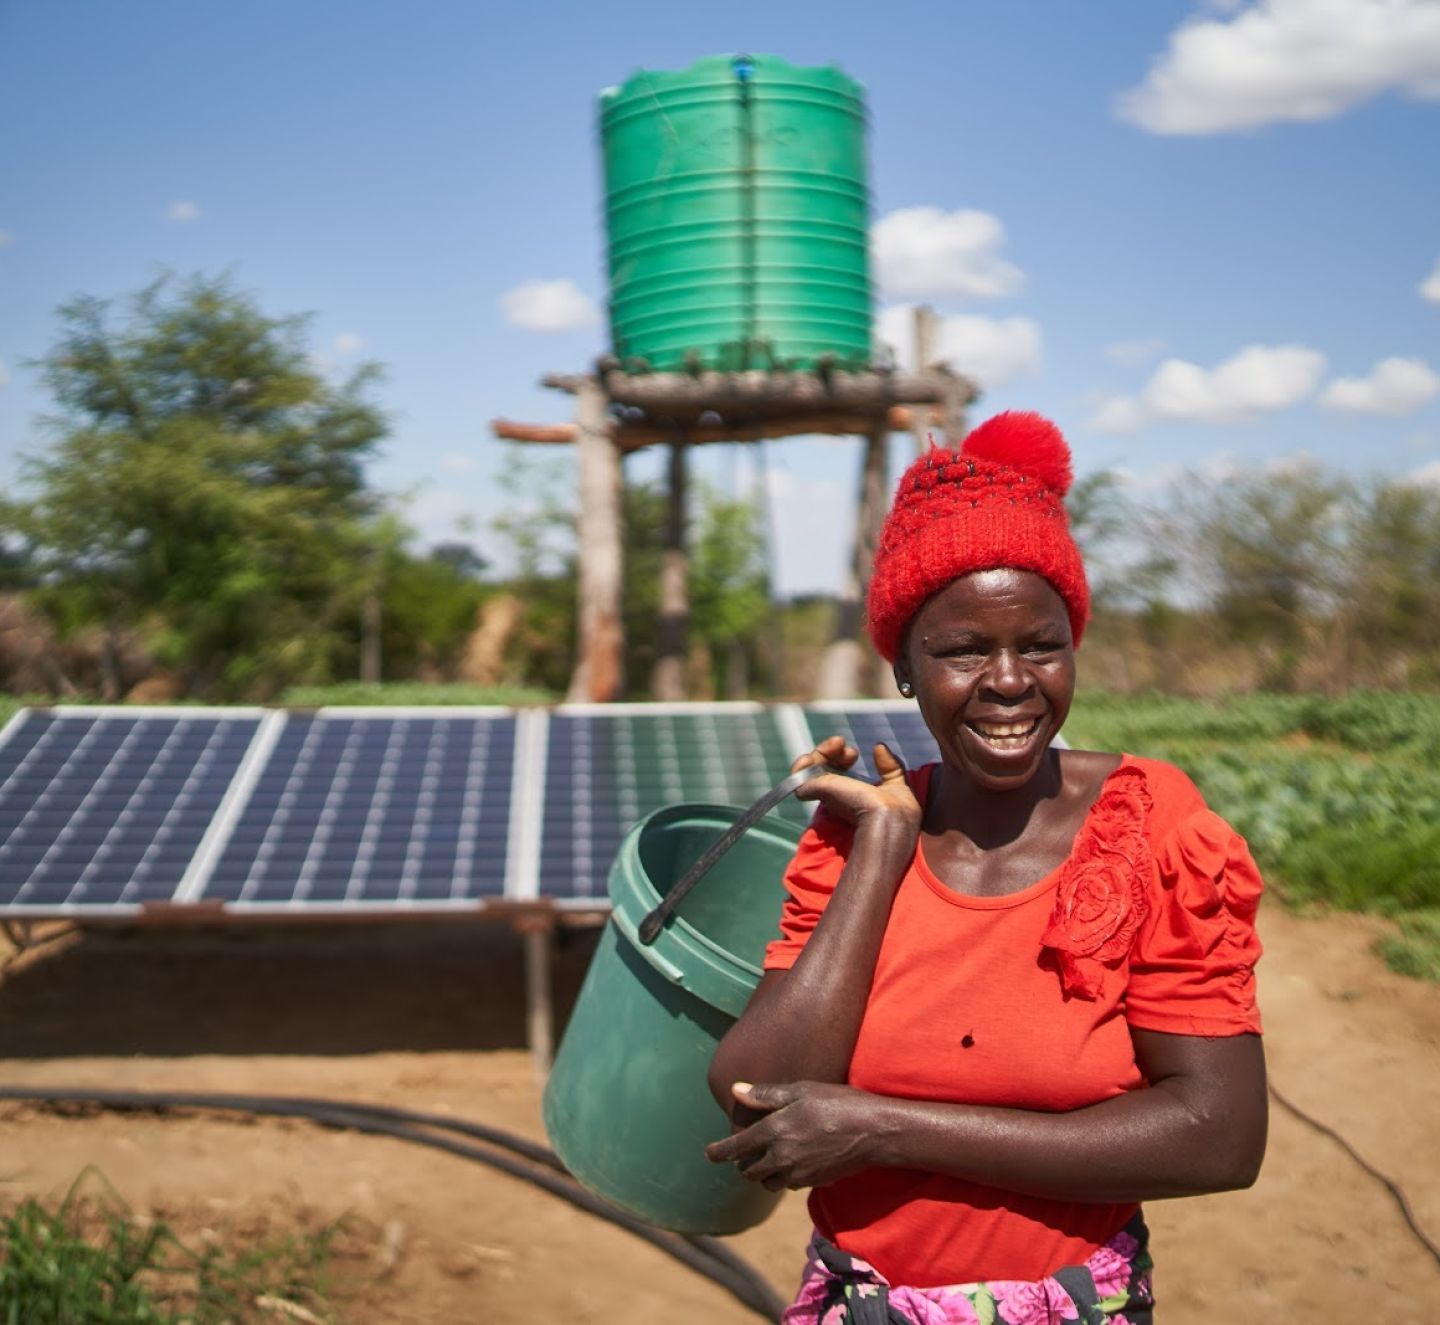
[{"x1": 1065, "y1": 691, "x2": 1440, "y2": 980}]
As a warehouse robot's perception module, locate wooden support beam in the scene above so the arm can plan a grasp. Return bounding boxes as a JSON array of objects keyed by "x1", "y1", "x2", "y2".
[
  {"x1": 567, "y1": 378, "x2": 625, "y2": 703},
  {"x1": 816, "y1": 421, "x2": 891, "y2": 700},
  {"x1": 596, "y1": 368, "x2": 972, "y2": 417},
  {"x1": 493, "y1": 405, "x2": 940, "y2": 453},
  {"x1": 541, "y1": 368, "x2": 976, "y2": 416},
  {"x1": 911, "y1": 306, "x2": 941, "y2": 456},
  {"x1": 491, "y1": 420, "x2": 577, "y2": 444},
  {"x1": 652, "y1": 439, "x2": 689, "y2": 702}
]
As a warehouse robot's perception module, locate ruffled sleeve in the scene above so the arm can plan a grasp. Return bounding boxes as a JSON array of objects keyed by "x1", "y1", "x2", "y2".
[
  {"x1": 761, "y1": 807, "x2": 853, "y2": 971},
  {"x1": 1125, "y1": 804, "x2": 1264, "y2": 1036}
]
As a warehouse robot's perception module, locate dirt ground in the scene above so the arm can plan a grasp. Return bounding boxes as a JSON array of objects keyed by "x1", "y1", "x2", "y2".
[{"x1": 1, "y1": 900, "x2": 1437, "y2": 1322}]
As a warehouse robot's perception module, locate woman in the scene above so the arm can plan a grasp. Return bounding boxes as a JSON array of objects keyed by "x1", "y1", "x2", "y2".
[{"x1": 706, "y1": 412, "x2": 1266, "y2": 1324}]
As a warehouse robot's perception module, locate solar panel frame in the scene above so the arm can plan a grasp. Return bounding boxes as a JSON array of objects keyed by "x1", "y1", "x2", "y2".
[
  {"x1": 502, "y1": 709, "x2": 549, "y2": 903},
  {"x1": 194, "y1": 707, "x2": 523, "y2": 915},
  {"x1": 0, "y1": 706, "x2": 266, "y2": 916},
  {"x1": 804, "y1": 699, "x2": 943, "y2": 777},
  {"x1": 537, "y1": 701, "x2": 811, "y2": 908}
]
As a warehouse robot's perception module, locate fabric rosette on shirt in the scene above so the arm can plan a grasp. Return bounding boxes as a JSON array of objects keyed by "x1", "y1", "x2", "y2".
[{"x1": 1039, "y1": 767, "x2": 1154, "y2": 999}]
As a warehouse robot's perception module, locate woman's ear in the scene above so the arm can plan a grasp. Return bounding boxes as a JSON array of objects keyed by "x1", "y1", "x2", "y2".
[{"x1": 894, "y1": 667, "x2": 914, "y2": 700}]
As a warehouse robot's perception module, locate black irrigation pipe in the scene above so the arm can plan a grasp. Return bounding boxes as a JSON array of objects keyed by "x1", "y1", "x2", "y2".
[
  {"x1": 9, "y1": 1084, "x2": 1439, "y2": 1300},
  {"x1": 0, "y1": 1086, "x2": 786, "y2": 1322},
  {"x1": 1267, "y1": 1082, "x2": 1440, "y2": 1271}
]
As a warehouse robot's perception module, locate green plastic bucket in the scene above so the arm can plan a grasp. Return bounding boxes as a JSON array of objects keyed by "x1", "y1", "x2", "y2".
[{"x1": 542, "y1": 801, "x2": 804, "y2": 1234}]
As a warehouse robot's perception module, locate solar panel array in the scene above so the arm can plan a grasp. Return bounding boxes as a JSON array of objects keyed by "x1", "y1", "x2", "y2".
[
  {"x1": 804, "y1": 702, "x2": 942, "y2": 778},
  {"x1": 0, "y1": 710, "x2": 262, "y2": 911},
  {"x1": 201, "y1": 713, "x2": 516, "y2": 907},
  {"x1": 0, "y1": 701, "x2": 941, "y2": 917},
  {"x1": 538, "y1": 706, "x2": 805, "y2": 902}
]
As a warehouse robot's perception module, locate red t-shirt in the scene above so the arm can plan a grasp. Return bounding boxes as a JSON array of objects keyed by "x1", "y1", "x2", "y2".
[{"x1": 762, "y1": 754, "x2": 1264, "y2": 1288}]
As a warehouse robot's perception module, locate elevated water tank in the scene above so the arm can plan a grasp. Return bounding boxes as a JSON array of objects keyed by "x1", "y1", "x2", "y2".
[{"x1": 599, "y1": 53, "x2": 871, "y2": 373}]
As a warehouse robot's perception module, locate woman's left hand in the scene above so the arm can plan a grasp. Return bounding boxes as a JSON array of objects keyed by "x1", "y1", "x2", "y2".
[{"x1": 704, "y1": 1081, "x2": 881, "y2": 1191}]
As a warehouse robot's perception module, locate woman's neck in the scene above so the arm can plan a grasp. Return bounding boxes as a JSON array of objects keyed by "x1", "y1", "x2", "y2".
[{"x1": 925, "y1": 747, "x2": 1067, "y2": 850}]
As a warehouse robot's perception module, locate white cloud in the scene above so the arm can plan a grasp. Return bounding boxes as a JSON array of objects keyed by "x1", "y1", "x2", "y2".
[
  {"x1": 500, "y1": 279, "x2": 599, "y2": 333},
  {"x1": 407, "y1": 485, "x2": 480, "y2": 543},
  {"x1": 872, "y1": 207, "x2": 1025, "y2": 302},
  {"x1": 1087, "y1": 343, "x2": 1325, "y2": 431},
  {"x1": 439, "y1": 452, "x2": 475, "y2": 474},
  {"x1": 937, "y1": 316, "x2": 1043, "y2": 386},
  {"x1": 334, "y1": 331, "x2": 364, "y2": 356},
  {"x1": 1104, "y1": 337, "x2": 1168, "y2": 365},
  {"x1": 0, "y1": 230, "x2": 13, "y2": 247},
  {"x1": 877, "y1": 305, "x2": 1042, "y2": 386},
  {"x1": 1115, "y1": 450, "x2": 1242, "y2": 494},
  {"x1": 1421, "y1": 258, "x2": 1440, "y2": 303},
  {"x1": 0, "y1": 356, "x2": 9, "y2": 388},
  {"x1": 1119, "y1": 448, "x2": 1324, "y2": 495},
  {"x1": 1405, "y1": 458, "x2": 1440, "y2": 487},
  {"x1": 1087, "y1": 395, "x2": 1147, "y2": 433},
  {"x1": 166, "y1": 200, "x2": 201, "y2": 223},
  {"x1": 1117, "y1": 0, "x2": 1440, "y2": 135},
  {"x1": 1320, "y1": 356, "x2": 1440, "y2": 415},
  {"x1": 1144, "y1": 344, "x2": 1326, "y2": 422}
]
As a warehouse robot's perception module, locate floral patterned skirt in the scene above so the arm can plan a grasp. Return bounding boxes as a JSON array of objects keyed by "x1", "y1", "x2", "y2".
[{"x1": 782, "y1": 1214, "x2": 1154, "y2": 1325}]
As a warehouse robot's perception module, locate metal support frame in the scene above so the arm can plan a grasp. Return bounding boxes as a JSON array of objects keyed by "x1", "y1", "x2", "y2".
[{"x1": 519, "y1": 914, "x2": 556, "y2": 1080}]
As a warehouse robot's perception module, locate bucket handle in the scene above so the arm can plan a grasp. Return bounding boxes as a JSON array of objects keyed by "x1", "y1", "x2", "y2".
[{"x1": 637, "y1": 761, "x2": 838, "y2": 946}]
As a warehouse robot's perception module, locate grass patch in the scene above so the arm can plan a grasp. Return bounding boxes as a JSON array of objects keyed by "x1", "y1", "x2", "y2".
[
  {"x1": 1374, "y1": 911, "x2": 1440, "y2": 983},
  {"x1": 276, "y1": 681, "x2": 556, "y2": 708},
  {"x1": 0, "y1": 1170, "x2": 371, "y2": 1323}
]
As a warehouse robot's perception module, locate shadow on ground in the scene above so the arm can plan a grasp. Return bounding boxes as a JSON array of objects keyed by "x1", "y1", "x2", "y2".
[{"x1": 0, "y1": 922, "x2": 601, "y2": 1058}]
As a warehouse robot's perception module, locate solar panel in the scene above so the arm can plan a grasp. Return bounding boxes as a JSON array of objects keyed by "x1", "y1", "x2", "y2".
[
  {"x1": 0, "y1": 708, "x2": 263, "y2": 912},
  {"x1": 0, "y1": 702, "x2": 964, "y2": 920},
  {"x1": 803, "y1": 701, "x2": 942, "y2": 778},
  {"x1": 197, "y1": 710, "x2": 517, "y2": 910},
  {"x1": 535, "y1": 704, "x2": 809, "y2": 903}
]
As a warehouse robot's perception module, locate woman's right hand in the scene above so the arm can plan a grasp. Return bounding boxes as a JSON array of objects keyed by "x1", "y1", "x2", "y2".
[{"x1": 791, "y1": 735, "x2": 922, "y2": 840}]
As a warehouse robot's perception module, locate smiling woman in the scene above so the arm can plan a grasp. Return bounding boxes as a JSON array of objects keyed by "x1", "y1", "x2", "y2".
[{"x1": 707, "y1": 413, "x2": 1267, "y2": 1324}]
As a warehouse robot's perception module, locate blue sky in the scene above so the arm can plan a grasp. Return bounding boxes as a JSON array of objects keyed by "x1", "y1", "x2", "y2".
[{"x1": 2, "y1": 0, "x2": 1437, "y2": 595}]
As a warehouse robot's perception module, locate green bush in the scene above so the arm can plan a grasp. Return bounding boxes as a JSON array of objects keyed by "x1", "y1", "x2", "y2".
[
  {"x1": 1375, "y1": 911, "x2": 1440, "y2": 982},
  {"x1": 0, "y1": 1171, "x2": 359, "y2": 1323}
]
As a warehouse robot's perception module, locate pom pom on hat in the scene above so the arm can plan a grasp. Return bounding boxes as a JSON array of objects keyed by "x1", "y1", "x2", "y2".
[
  {"x1": 960, "y1": 410, "x2": 1073, "y2": 497},
  {"x1": 866, "y1": 411, "x2": 1091, "y2": 661}
]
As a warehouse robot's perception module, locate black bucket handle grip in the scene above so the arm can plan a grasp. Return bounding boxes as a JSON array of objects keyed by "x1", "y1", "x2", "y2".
[{"x1": 637, "y1": 761, "x2": 843, "y2": 946}]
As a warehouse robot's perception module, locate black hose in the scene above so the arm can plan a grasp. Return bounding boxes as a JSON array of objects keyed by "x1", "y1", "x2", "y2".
[
  {"x1": 0, "y1": 1086, "x2": 785, "y2": 1321},
  {"x1": 1267, "y1": 1081, "x2": 1440, "y2": 1270}
]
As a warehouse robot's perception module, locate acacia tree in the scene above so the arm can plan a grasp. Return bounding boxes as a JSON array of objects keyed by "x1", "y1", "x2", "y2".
[
  {"x1": 1343, "y1": 478, "x2": 1440, "y2": 683},
  {"x1": 11, "y1": 274, "x2": 389, "y2": 698}
]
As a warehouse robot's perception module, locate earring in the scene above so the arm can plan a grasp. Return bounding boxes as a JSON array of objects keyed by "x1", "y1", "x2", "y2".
[{"x1": 898, "y1": 680, "x2": 914, "y2": 698}]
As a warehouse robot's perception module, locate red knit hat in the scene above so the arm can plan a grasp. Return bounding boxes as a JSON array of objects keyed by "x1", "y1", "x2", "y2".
[{"x1": 866, "y1": 411, "x2": 1090, "y2": 661}]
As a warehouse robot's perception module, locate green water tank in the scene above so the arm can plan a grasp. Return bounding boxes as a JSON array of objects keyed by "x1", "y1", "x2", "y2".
[{"x1": 599, "y1": 53, "x2": 872, "y2": 373}]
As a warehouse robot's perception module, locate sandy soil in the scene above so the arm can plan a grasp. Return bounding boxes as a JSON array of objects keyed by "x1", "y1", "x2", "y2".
[{"x1": 1, "y1": 899, "x2": 1437, "y2": 1322}]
